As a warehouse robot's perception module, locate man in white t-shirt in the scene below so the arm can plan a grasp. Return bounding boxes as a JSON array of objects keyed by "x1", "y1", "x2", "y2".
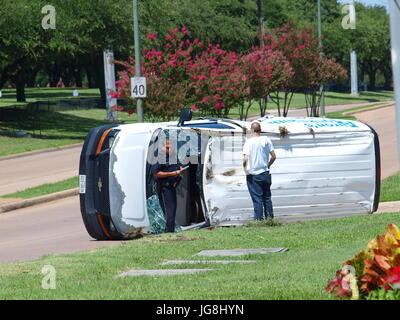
[{"x1": 243, "y1": 122, "x2": 276, "y2": 220}]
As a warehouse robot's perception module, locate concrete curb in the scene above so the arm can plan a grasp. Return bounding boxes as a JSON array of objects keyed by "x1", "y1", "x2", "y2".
[
  {"x1": 0, "y1": 188, "x2": 79, "y2": 214},
  {"x1": 0, "y1": 143, "x2": 84, "y2": 162},
  {"x1": 343, "y1": 103, "x2": 394, "y2": 116}
]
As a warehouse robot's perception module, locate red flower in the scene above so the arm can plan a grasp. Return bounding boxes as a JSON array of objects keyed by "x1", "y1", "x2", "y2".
[
  {"x1": 191, "y1": 104, "x2": 197, "y2": 111},
  {"x1": 201, "y1": 96, "x2": 211, "y2": 103},
  {"x1": 147, "y1": 33, "x2": 155, "y2": 41},
  {"x1": 110, "y1": 91, "x2": 120, "y2": 99}
]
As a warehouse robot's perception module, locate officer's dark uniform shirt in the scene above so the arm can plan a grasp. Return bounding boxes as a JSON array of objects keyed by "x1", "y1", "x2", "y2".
[{"x1": 151, "y1": 153, "x2": 181, "y2": 187}]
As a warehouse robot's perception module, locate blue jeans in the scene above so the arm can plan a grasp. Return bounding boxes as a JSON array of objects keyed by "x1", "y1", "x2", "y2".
[{"x1": 246, "y1": 171, "x2": 273, "y2": 220}]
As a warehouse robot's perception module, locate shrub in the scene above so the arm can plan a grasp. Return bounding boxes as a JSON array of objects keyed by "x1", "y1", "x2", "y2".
[{"x1": 326, "y1": 224, "x2": 400, "y2": 300}]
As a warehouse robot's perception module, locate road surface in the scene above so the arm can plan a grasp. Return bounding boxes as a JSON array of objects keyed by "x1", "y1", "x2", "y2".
[
  {"x1": 0, "y1": 196, "x2": 124, "y2": 264},
  {"x1": 354, "y1": 104, "x2": 399, "y2": 178},
  {"x1": 0, "y1": 145, "x2": 82, "y2": 196}
]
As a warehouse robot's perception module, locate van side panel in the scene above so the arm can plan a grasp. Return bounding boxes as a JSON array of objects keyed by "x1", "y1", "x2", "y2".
[{"x1": 203, "y1": 130, "x2": 376, "y2": 225}]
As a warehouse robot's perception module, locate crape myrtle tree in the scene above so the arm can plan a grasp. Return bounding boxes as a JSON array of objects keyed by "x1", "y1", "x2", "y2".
[
  {"x1": 240, "y1": 46, "x2": 293, "y2": 120},
  {"x1": 264, "y1": 22, "x2": 347, "y2": 117},
  {"x1": 112, "y1": 27, "x2": 295, "y2": 121},
  {"x1": 113, "y1": 28, "x2": 205, "y2": 121},
  {"x1": 113, "y1": 28, "x2": 251, "y2": 121},
  {"x1": 187, "y1": 45, "x2": 247, "y2": 118}
]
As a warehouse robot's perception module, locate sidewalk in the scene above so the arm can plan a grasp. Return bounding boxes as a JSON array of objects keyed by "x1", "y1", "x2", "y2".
[{"x1": 247, "y1": 100, "x2": 394, "y2": 120}]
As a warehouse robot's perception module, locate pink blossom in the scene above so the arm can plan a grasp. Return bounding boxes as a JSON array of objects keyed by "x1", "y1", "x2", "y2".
[
  {"x1": 201, "y1": 96, "x2": 211, "y2": 103},
  {"x1": 147, "y1": 33, "x2": 155, "y2": 41},
  {"x1": 191, "y1": 104, "x2": 197, "y2": 111}
]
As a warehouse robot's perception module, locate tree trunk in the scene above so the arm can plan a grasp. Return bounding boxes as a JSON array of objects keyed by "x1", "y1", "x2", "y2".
[
  {"x1": 368, "y1": 72, "x2": 376, "y2": 90},
  {"x1": 15, "y1": 80, "x2": 26, "y2": 102}
]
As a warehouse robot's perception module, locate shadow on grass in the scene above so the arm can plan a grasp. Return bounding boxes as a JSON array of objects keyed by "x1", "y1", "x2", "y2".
[
  {"x1": 0, "y1": 110, "x2": 113, "y2": 141},
  {"x1": 0, "y1": 88, "x2": 100, "y2": 105}
]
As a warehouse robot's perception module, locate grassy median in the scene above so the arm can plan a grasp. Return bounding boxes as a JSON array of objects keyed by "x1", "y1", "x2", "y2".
[
  {"x1": 0, "y1": 211, "x2": 399, "y2": 300},
  {"x1": 1, "y1": 177, "x2": 78, "y2": 199}
]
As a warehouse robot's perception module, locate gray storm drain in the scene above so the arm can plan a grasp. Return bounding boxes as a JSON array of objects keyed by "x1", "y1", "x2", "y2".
[
  {"x1": 160, "y1": 260, "x2": 258, "y2": 266},
  {"x1": 196, "y1": 248, "x2": 289, "y2": 257},
  {"x1": 114, "y1": 269, "x2": 212, "y2": 278}
]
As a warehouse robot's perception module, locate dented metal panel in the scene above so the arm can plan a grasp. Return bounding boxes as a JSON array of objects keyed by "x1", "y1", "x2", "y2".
[{"x1": 203, "y1": 125, "x2": 376, "y2": 226}]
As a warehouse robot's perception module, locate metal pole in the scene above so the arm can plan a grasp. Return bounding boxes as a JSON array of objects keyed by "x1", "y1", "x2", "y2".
[
  {"x1": 257, "y1": 0, "x2": 265, "y2": 48},
  {"x1": 349, "y1": 0, "x2": 359, "y2": 96},
  {"x1": 350, "y1": 50, "x2": 359, "y2": 95},
  {"x1": 133, "y1": 0, "x2": 144, "y2": 122},
  {"x1": 318, "y1": 0, "x2": 326, "y2": 116},
  {"x1": 389, "y1": 0, "x2": 400, "y2": 165}
]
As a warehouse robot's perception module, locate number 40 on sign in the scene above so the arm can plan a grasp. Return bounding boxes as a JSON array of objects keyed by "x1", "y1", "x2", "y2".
[{"x1": 131, "y1": 77, "x2": 147, "y2": 98}]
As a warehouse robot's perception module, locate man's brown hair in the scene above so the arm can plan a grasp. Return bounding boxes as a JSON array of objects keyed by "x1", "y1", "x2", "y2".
[{"x1": 251, "y1": 122, "x2": 262, "y2": 133}]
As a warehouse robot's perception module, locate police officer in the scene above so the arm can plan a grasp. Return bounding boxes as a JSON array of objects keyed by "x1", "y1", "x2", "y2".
[{"x1": 152, "y1": 138, "x2": 184, "y2": 233}]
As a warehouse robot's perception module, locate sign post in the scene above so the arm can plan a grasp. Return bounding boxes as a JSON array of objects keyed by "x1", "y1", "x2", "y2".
[
  {"x1": 133, "y1": 0, "x2": 144, "y2": 122},
  {"x1": 131, "y1": 77, "x2": 147, "y2": 99}
]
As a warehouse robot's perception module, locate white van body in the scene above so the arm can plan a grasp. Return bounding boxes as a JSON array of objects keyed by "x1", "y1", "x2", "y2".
[{"x1": 103, "y1": 116, "x2": 380, "y2": 236}]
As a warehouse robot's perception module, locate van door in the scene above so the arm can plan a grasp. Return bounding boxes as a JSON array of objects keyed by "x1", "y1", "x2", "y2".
[{"x1": 202, "y1": 133, "x2": 254, "y2": 226}]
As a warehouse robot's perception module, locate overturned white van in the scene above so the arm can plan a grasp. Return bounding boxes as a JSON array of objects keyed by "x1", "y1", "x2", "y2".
[{"x1": 79, "y1": 113, "x2": 380, "y2": 240}]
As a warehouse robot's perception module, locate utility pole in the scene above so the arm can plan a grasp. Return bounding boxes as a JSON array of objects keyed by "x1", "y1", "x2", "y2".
[
  {"x1": 349, "y1": 0, "x2": 359, "y2": 96},
  {"x1": 317, "y1": 0, "x2": 326, "y2": 117},
  {"x1": 257, "y1": 0, "x2": 265, "y2": 48},
  {"x1": 133, "y1": 0, "x2": 144, "y2": 123},
  {"x1": 389, "y1": 0, "x2": 400, "y2": 165}
]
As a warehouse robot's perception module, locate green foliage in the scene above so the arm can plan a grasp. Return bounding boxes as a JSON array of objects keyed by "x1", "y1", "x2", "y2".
[
  {"x1": 366, "y1": 288, "x2": 400, "y2": 300},
  {"x1": 326, "y1": 224, "x2": 400, "y2": 300},
  {"x1": 380, "y1": 172, "x2": 400, "y2": 203}
]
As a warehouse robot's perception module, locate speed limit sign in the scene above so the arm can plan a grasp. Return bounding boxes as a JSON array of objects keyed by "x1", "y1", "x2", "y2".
[{"x1": 131, "y1": 77, "x2": 147, "y2": 98}]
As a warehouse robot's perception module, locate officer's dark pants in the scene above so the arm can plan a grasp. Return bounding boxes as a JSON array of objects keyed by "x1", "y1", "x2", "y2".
[{"x1": 158, "y1": 186, "x2": 177, "y2": 233}]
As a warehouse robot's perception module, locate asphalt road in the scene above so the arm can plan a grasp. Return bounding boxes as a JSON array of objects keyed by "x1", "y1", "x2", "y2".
[
  {"x1": 0, "y1": 196, "x2": 124, "y2": 264},
  {"x1": 0, "y1": 145, "x2": 82, "y2": 196},
  {"x1": 354, "y1": 104, "x2": 399, "y2": 179}
]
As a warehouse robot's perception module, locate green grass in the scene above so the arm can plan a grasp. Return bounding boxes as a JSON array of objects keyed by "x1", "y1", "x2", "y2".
[
  {"x1": 380, "y1": 172, "x2": 400, "y2": 203},
  {"x1": 227, "y1": 91, "x2": 394, "y2": 119},
  {"x1": 0, "y1": 212, "x2": 399, "y2": 299},
  {"x1": 325, "y1": 102, "x2": 386, "y2": 121},
  {"x1": 0, "y1": 109, "x2": 138, "y2": 156},
  {"x1": 0, "y1": 87, "x2": 100, "y2": 107},
  {"x1": 1, "y1": 177, "x2": 78, "y2": 199}
]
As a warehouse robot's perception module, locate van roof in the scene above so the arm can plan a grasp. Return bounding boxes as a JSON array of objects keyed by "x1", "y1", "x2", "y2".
[{"x1": 247, "y1": 116, "x2": 372, "y2": 134}]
